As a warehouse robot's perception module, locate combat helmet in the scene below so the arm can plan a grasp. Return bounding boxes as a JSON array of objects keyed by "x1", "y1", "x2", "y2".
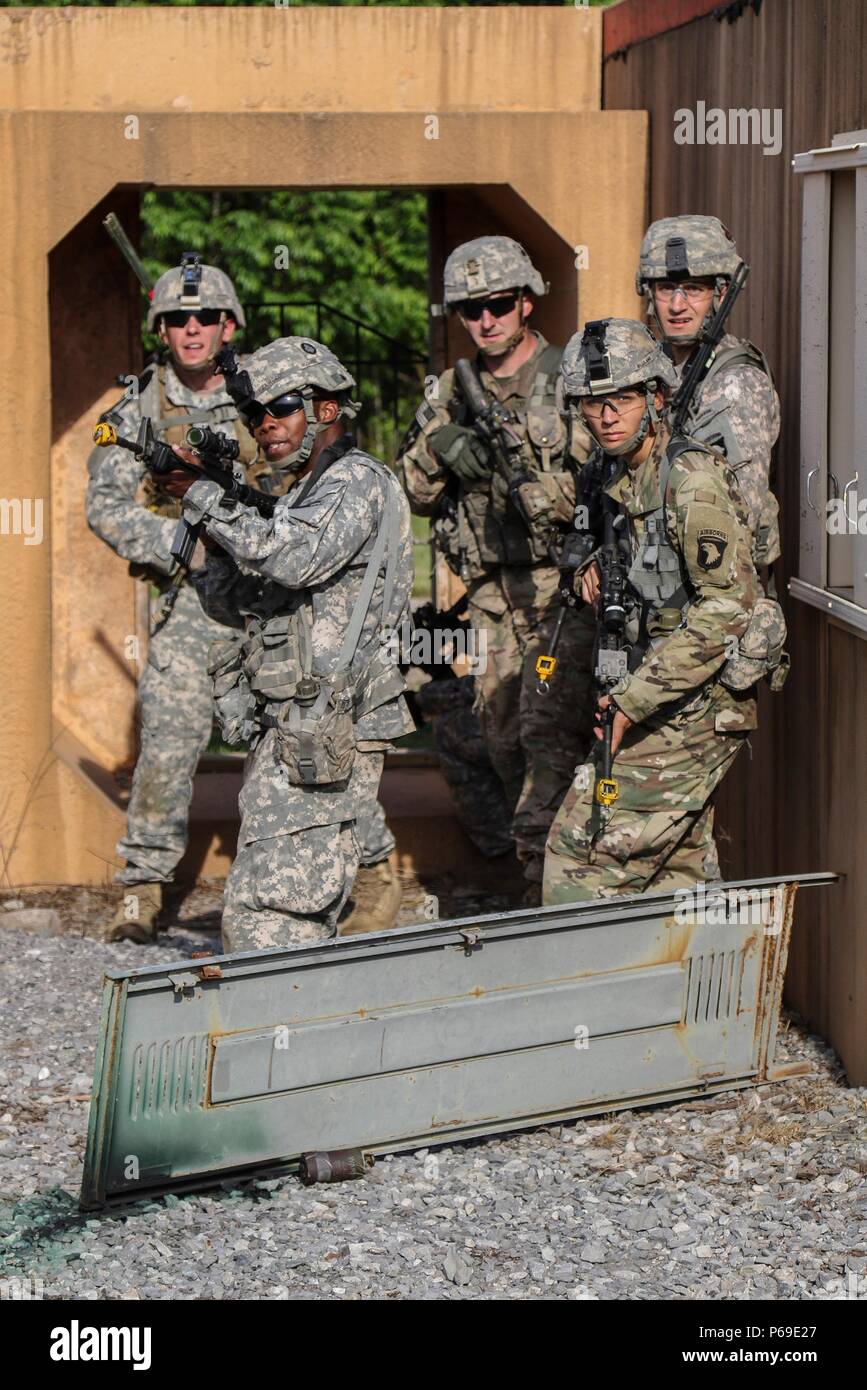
[
  {"x1": 443, "y1": 236, "x2": 547, "y2": 305},
  {"x1": 147, "y1": 255, "x2": 246, "y2": 331},
  {"x1": 443, "y1": 236, "x2": 547, "y2": 357},
  {"x1": 226, "y1": 336, "x2": 360, "y2": 472},
  {"x1": 636, "y1": 216, "x2": 743, "y2": 343},
  {"x1": 560, "y1": 318, "x2": 677, "y2": 456}
]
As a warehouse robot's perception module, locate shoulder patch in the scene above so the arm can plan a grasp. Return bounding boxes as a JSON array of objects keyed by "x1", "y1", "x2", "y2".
[
  {"x1": 684, "y1": 500, "x2": 737, "y2": 586},
  {"x1": 696, "y1": 529, "x2": 728, "y2": 572}
]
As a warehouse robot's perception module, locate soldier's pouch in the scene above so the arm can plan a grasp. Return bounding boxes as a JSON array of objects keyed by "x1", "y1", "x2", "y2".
[
  {"x1": 276, "y1": 677, "x2": 356, "y2": 787},
  {"x1": 208, "y1": 637, "x2": 257, "y2": 746},
  {"x1": 719, "y1": 596, "x2": 790, "y2": 692},
  {"x1": 513, "y1": 471, "x2": 575, "y2": 528},
  {"x1": 243, "y1": 614, "x2": 303, "y2": 701},
  {"x1": 526, "y1": 405, "x2": 565, "y2": 468}
]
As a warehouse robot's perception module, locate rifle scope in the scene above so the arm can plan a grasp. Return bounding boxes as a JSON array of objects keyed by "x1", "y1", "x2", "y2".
[{"x1": 186, "y1": 425, "x2": 241, "y2": 462}]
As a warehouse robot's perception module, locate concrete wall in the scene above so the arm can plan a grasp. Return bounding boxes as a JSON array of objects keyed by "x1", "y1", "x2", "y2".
[{"x1": 0, "y1": 6, "x2": 647, "y2": 886}]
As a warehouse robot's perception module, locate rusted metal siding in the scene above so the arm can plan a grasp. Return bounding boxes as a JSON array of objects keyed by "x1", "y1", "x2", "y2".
[
  {"x1": 82, "y1": 877, "x2": 825, "y2": 1209},
  {"x1": 603, "y1": 0, "x2": 867, "y2": 1082}
]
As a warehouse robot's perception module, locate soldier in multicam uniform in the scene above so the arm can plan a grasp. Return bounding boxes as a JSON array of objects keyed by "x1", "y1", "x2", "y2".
[
  {"x1": 399, "y1": 236, "x2": 595, "y2": 900},
  {"x1": 87, "y1": 260, "x2": 257, "y2": 942},
  {"x1": 162, "y1": 337, "x2": 414, "y2": 951},
  {"x1": 636, "y1": 215, "x2": 781, "y2": 571},
  {"x1": 543, "y1": 319, "x2": 787, "y2": 905}
]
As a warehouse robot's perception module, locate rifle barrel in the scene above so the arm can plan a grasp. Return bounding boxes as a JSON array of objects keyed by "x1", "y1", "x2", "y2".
[
  {"x1": 103, "y1": 213, "x2": 154, "y2": 295},
  {"x1": 672, "y1": 261, "x2": 750, "y2": 431}
]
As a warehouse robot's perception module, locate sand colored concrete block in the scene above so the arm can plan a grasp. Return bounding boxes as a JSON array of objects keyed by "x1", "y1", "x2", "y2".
[{"x1": 0, "y1": 7, "x2": 646, "y2": 886}]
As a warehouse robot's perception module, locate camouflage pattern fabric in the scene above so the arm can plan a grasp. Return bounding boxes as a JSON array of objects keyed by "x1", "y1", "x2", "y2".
[
  {"x1": 400, "y1": 332, "x2": 595, "y2": 881},
  {"x1": 240, "y1": 335, "x2": 358, "y2": 409},
  {"x1": 415, "y1": 676, "x2": 513, "y2": 859},
  {"x1": 672, "y1": 334, "x2": 781, "y2": 566},
  {"x1": 114, "y1": 582, "x2": 226, "y2": 885},
  {"x1": 187, "y1": 437, "x2": 414, "y2": 950},
  {"x1": 147, "y1": 262, "x2": 246, "y2": 330},
  {"x1": 469, "y1": 568, "x2": 596, "y2": 881},
  {"x1": 636, "y1": 215, "x2": 741, "y2": 288},
  {"x1": 86, "y1": 362, "x2": 236, "y2": 578},
  {"x1": 349, "y1": 742, "x2": 395, "y2": 867},
  {"x1": 223, "y1": 750, "x2": 385, "y2": 951},
  {"x1": 543, "y1": 429, "x2": 759, "y2": 904},
  {"x1": 634, "y1": 214, "x2": 781, "y2": 566},
  {"x1": 560, "y1": 318, "x2": 678, "y2": 399},
  {"x1": 86, "y1": 363, "x2": 249, "y2": 885},
  {"x1": 544, "y1": 687, "x2": 750, "y2": 902},
  {"x1": 442, "y1": 236, "x2": 547, "y2": 305},
  {"x1": 400, "y1": 334, "x2": 577, "y2": 577}
]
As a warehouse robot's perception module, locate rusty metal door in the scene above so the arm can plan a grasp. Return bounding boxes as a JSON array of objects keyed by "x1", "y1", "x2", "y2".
[{"x1": 80, "y1": 873, "x2": 835, "y2": 1208}]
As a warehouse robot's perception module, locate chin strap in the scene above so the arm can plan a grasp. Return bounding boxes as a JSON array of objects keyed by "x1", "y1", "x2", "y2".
[
  {"x1": 480, "y1": 303, "x2": 529, "y2": 359},
  {"x1": 282, "y1": 388, "x2": 359, "y2": 474}
]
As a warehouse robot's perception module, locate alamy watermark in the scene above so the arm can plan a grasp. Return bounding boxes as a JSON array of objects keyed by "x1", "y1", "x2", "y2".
[
  {"x1": 825, "y1": 494, "x2": 867, "y2": 535},
  {"x1": 0, "y1": 498, "x2": 43, "y2": 545},
  {"x1": 674, "y1": 882, "x2": 785, "y2": 933},
  {"x1": 382, "y1": 619, "x2": 488, "y2": 675},
  {"x1": 674, "y1": 101, "x2": 783, "y2": 156}
]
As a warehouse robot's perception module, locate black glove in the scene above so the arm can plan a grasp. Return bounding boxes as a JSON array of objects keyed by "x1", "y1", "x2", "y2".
[{"x1": 429, "y1": 423, "x2": 492, "y2": 482}]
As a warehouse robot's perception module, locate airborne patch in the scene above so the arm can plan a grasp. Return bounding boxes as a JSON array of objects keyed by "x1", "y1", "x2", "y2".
[{"x1": 697, "y1": 527, "x2": 728, "y2": 571}]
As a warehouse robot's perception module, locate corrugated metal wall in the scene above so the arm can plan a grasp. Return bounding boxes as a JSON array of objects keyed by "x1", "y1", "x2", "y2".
[{"x1": 603, "y1": 0, "x2": 867, "y2": 1082}]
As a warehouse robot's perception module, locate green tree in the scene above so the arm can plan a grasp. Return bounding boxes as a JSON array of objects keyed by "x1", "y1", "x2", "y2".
[{"x1": 142, "y1": 187, "x2": 430, "y2": 462}]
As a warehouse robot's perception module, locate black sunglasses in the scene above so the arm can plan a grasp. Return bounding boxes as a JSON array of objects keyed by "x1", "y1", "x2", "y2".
[
  {"x1": 458, "y1": 292, "x2": 520, "y2": 321},
  {"x1": 162, "y1": 309, "x2": 226, "y2": 328},
  {"x1": 242, "y1": 393, "x2": 305, "y2": 429}
]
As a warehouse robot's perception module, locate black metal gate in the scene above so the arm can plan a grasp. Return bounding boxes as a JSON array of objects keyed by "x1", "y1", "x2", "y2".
[{"x1": 244, "y1": 299, "x2": 428, "y2": 464}]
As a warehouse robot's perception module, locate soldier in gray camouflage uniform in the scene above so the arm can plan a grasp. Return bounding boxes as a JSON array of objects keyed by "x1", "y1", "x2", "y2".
[
  {"x1": 163, "y1": 337, "x2": 414, "y2": 951},
  {"x1": 544, "y1": 320, "x2": 787, "y2": 905},
  {"x1": 399, "y1": 237, "x2": 595, "y2": 899},
  {"x1": 87, "y1": 261, "x2": 257, "y2": 942},
  {"x1": 637, "y1": 215, "x2": 781, "y2": 569}
]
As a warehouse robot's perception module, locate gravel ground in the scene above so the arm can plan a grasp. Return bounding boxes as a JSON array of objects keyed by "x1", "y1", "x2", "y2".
[{"x1": 0, "y1": 882, "x2": 864, "y2": 1302}]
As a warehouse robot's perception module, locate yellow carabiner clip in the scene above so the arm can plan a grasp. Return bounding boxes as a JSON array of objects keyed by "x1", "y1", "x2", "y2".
[
  {"x1": 92, "y1": 421, "x2": 118, "y2": 447},
  {"x1": 596, "y1": 775, "x2": 619, "y2": 808}
]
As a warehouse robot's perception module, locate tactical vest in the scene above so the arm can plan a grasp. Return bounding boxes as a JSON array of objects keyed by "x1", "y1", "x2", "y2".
[
  {"x1": 622, "y1": 437, "x2": 696, "y2": 656},
  {"x1": 210, "y1": 448, "x2": 407, "y2": 771},
  {"x1": 137, "y1": 364, "x2": 259, "y2": 519},
  {"x1": 619, "y1": 437, "x2": 789, "y2": 691},
  {"x1": 445, "y1": 343, "x2": 569, "y2": 574},
  {"x1": 682, "y1": 338, "x2": 780, "y2": 568}
]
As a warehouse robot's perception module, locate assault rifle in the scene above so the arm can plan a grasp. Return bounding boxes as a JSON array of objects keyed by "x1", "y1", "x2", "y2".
[
  {"x1": 453, "y1": 358, "x2": 535, "y2": 532},
  {"x1": 671, "y1": 260, "x2": 750, "y2": 433},
  {"x1": 92, "y1": 416, "x2": 277, "y2": 579},
  {"x1": 586, "y1": 456, "x2": 630, "y2": 844},
  {"x1": 534, "y1": 454, "x2": 604, "y2": 694}
]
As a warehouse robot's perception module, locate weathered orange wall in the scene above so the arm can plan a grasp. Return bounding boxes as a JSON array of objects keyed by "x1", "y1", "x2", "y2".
[{"x1": 0, "y1": 7, "x2": 647, "y2": 886}]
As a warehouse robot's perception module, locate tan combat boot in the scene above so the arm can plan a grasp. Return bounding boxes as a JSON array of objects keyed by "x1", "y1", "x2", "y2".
[
  {"x1": 104, "y1": 883, "x2": 164, "y2": 944},
  {"x1": 338, "y1": 860, "x2": 402, "y2": 937}
]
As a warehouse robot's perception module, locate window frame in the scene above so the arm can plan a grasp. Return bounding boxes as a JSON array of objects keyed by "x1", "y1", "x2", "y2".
[{"x1": 791, "y1": 128, "x2": 867, "y2": 638}]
